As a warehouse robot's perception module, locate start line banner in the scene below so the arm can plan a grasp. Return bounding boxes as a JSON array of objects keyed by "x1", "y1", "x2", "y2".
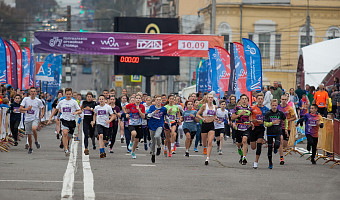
[{"x1": 33, "y1": 31, "x2": 224, "y2": 57}]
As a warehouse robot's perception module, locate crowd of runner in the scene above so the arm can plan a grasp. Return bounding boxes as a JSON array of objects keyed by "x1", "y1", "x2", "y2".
[{"x1": 2, "y1": 78, "x2": 340, "y2": 169}]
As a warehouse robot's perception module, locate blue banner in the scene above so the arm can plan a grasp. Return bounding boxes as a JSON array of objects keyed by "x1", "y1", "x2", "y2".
[
  {"x1": 22, "y1": 49, "x2": 30, "y2": 90},
  {"x1": 242, "y1": 38, "x2": 262, "y2": 91},
  {"x1": 198, "y1": 60, "x2": 208, "y2": 93},
  {"x1": 209, "y1": 48, "x2": 227, "y2": 98},
  {"x1": 29, "y1": 44, "x2": 34, "y2": 87},
  {"x1": 36, "y1": 54, "x2": 56, "y2": 82},
  {"x1": 0, "y1": 37, "x2": 6, "y2": 84},
  {"x1": 233, "y1": 43, "x2": 245, "y2": 99},
  {"x1": 41, "y1": 55, "x2": 62, "y2": 100},
  {"x1": 207, "y1": 56, "x2": 212, "y2": 92},
  {"x1": 196, "y1": 59, "x2": 204, "y2": 92}
]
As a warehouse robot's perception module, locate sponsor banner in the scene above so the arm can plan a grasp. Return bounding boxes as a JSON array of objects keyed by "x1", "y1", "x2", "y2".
[
  {"x1": 22, "y1": 49, "x2": 30, "y2": 90},
  {"x1": 197, "y1": 60, "x2": 208, "y2": 93},
  {"x1": 6, "y1": 41, "x2": 17, "y2": 89},
  {"x1": 34, "y1": 31, "x2": 223, "y2": 57},
  {"x1": 233, "y1": 42, "x2": 250, "y2": 99},
  {"x1": 35, "y1": 54, "x2": 55, "y2": 82},
  {"x1": 10, "y1": 40, "x2": 23, "y2": 90},
  {"x1": 29, "y1": 44, "x2": 35, "y2": 87},
  {"x1": 41, "y1": 55, "x2": 62, "y2": 99},
  {"x1": 242, "y1": 38, "x2": 262, "y2": 91},
  {"x1": 3, "y1": 41, "x2": 12, "y2": 85},
  {"x1": 215, "y1": 46, "x2": 231, "y2": 96},
  {"x1": 195, "y1": 59, "x2": 204, "y2": 92},
  {"x1": 0, "y1": 37, "x2": 6, "y2": 84}
]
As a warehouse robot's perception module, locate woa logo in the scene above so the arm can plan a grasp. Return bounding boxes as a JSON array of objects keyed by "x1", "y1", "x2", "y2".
[{"x1": 100, "y1": 37, "x2": 119, "y2": 47}]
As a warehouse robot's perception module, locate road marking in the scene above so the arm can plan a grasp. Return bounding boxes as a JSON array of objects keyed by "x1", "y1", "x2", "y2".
[
  {"x1": 187, "y1": 155, "x2": 204, "y2": 157},
  {"x1": 0, "y1": 180, "x2": 83, "y2": 183},
  {"x1": 61, "y1": 139, "x2": 78, "y2": 200},
  {"x1": 125, "y1": 153, "x2": 148, "y2": 156},
  {"x1": 131, "y1": 164, "x2": 156, "y2": 167},
  {"x1": 82, "y1": 131, "x2": 95, "y2": 200}
]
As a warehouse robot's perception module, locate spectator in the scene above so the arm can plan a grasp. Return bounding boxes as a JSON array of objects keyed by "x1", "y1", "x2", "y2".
[
  {"x1": 313, "y1": 84, "x2": 329, "y2": 117},
  {"x1": 289, "y1": 88, "x2": 299, "y2": 111},
  {"x1": 305, "y1": 84, "x2": 310, "y2": 95},
  {"x1": 272, "y1": 81, "x2": 282, "y2": 104},
  {"x1": 330, "y1": 86, "x2": 340, "y2": 117},
  {"x1": 264, "y1": 86, "x2": 273, "y2": 109},
  {"x1": 263, "y1": 85, "x2": 268, "y2": 96},
  {"x1": 295, "y1": 84, "x2": 306, "y2": 100},
  {"x1": 334, "y1": 77, "x2": 340, "y2": 91},
  {"x1": 307, "y1": 86, "x2": 315, "y2": 106},
  {"x1": 298, "y1": 94, "x2": 310, "y2": 118}
]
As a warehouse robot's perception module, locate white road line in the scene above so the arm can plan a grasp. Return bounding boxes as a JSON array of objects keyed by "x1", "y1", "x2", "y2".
[
  {"x1": 125, "y1": 153, "x2": 148, "y2": 156},
  {"x1": 82, "y1": 131, "x2": 95, "y2": 200},
  {"x1": 61, "y1": 139, "x2": 79, "y2": 200},
  {"x1": 131, "y1": 164, "x2": 156, "y2": 167},
  {"x1": 0, "y1": 180, "x2": 83, "y2": 183}
]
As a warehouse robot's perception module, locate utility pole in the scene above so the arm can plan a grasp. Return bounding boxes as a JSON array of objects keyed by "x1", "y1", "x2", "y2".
[
  {"x1": 65, "y1": 6, "x2": 72, "y2": 86},
  {"x1": 211, "y1": 0, "x2": 216, "y2": 34},
  {"x1": 306, "y1": 0, "x2": 311, "y2": 46}
]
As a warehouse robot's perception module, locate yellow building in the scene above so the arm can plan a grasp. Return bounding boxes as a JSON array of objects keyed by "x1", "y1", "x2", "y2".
[{"x1": 191, "y1": 0, "x2": 340, "y2": 89}]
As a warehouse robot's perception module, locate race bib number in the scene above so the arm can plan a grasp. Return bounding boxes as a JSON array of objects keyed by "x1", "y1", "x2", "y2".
[
  {"x1": 218, "y1": 117, "x2": 225, "y2": 122},
  {"x1": 184, "y1": 116, "x2": 194, "y2": 122},
  {"x1": 63, "y1": 107, "x2": 71, "y2": 113},
  {"x1": 84, "y1": 110, "x2": 92, "y2": 115},
  {"x1": 13, "y1": 107, "x2": 20, "y2": 113},
  {"x1": 270, "y1": 118, "x2": 280, "y2": 125},
  {"x1": 256, "y1": 115, "x2": 264, "y2": 121},
  {"x1": 97, "y1": 110, "x2": 106, "y2": 115},
  {"x1": 207, "y1": 110, "x2": 215, "y2": 116},
  {"x1": 153, "y1": 112, "x2": 163, "y2": 120},
  {"x1": 168, "y1": 115, "x2": 176, "y2": 121},
  {"x1": 237, "y1": 123, "x2": 249, "y2": 131},
  {"x1": 309, "y1": 120, "x2": 317, "y2": 127},
  {"x1": 319, "y1": 102, "x2": 325, "y2": 107},
  {"x1": 131, "y1": 113, "x2": 140, "y2": 119},
  {"x1": 124, "y1": 121, "x2": 128, "y2": 127},
  {"x1": 27, "y1": 110, "x2": 35, "y2": 114}
]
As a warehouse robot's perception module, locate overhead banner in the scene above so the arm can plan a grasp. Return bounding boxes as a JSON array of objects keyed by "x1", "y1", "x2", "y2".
[
  {"x1": 34, "y1": 31, "x2": 224, "y2": 57},
  {"x1": 10, "y1": 40, "x2": 23, "y2": 90},
  {"x1": 3, "y1": 41, "x2": 12, "y2": 85},
  {"x1": 0, "y1": 37, "x2": 6, "y2": 84},
  {"x1": 242, "y1": 38, "x2": 262, "y2": 91}
]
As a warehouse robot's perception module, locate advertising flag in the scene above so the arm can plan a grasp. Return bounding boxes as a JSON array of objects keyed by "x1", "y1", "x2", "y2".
[
  {"x1": 207, "y1": 56, "x2": 212, "y2": 92},
  {"x1": 198, "y1": 60, "x2": 208, "y2": 93},
  {"x1": 10, "y1": 40, "x2": 23, "y2": 90},
  {"x1": 29, "y1": 44, "x2": 35, "y2": 87},
  {"x1": 41, "y1": 55, "x2": 62, "y2": 98},
  {"x1": 215, "y1": 46, "x2": 231, "y2": 95},
  {"x1": 0, "y1": 37, "x2": 7, "y2": 84},
  {"x1": 25, "y1": 47, "x2": 31, "y2": 67},
  {"x1": 242, "y1": 38, "x2": 262, "y2": 91},
  {"x1": 227, "y1": 43, "x2": 236, "y2": 97},
  {"x1": 3, "y1": 41, "x2": 12, "y2": 85},
  {"x1": 196, "y1": 59, "x2": 204, "y2": 92},
  {"x1": 22, "y1": 49, "x2": 30, "y2": 90},
  {"x1": 6, "y1": 41, "x2": 17, "y2": 89},
  {"x1": 209, "y1": 48, "x2": 229, "y2": 98},
  {"x1": 233, "y1": 42, "x2": 250, "y2": 99}
]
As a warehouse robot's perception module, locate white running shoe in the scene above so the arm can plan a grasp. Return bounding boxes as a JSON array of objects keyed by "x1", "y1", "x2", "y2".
[{"x1": 253, "y1": 162, "x2": 258, "y2": 169}]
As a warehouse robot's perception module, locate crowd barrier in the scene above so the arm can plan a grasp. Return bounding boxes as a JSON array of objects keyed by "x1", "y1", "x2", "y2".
[{"x1": 285, "y1": 123, "x2": 303, "y2": 156}]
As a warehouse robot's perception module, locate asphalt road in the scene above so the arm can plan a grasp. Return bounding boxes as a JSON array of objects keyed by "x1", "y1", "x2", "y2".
[{"x1": 0, "y1": 124, "x2": 339, "y2": 200}]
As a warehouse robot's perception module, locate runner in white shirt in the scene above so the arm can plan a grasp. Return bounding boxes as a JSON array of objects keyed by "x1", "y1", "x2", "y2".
[
  {"x1": 48, "y1": 88, "x2": 81, "y2": 157},
  {"x1": 91, "y1": 95, "x2": 115, "y2": 158},
  {"x1": 19, "y1": 87, "x2": 45, "y2": 154},
  {"x1": 214, "y1": 100, "x2": 229, "y2": 155}
]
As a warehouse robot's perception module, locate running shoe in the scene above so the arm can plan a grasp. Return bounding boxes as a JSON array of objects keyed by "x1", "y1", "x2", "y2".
[
  {"x1": 104, "y1": 143, "x2": 108, "y2": 147},
  {"x1": 199, "y1": 143, "x2": 202, "y2": 146},
  {"x1": 28, "y1": 148, "x2": 33, "y2": 154},
  {"x1": 224, "y1": 135, "x2": 228, "y2": 141},
  {"x1": 241, "y1": 157, "x2": 247, "y2": 165},
  {"x1": 57, "y1": 133, "x2": 60, "y2": 139},
  {"x1": 237, "y1": 148, "x2": 243, "y2": 156},
  {"x1": 100, "y1": 153, "x2": 104, "y2": 158},
  {"x1": 103, "y1": 152, "x2": 106, "y2": 157},
  {"x1": 121, "y1": 137, "x2": 124, "y2": 143},
  {"x1": 164, "y1": 149, "x2": 167, "y2": 157},
  {"x1": 280, "y1": 158, "x2": 285, "y2": 165},
  {"x1": 156, "y1": 147, "x2": 161, "y2": 156},
  {"x1": 175, "y1": 142, "x2": 180, "y2": 147},
  {"x1": 274, "y1": 147, "x2": 278, "y2": 154},
  {"x1": 127, "y1": 150, "x2": 131, "y2": 153},
  {"x1": 35, "y1": 142, "x2": 41, "y2": 149},
  {"x1": 140, "y1": 139, "x2": 144, "y2": 143},
  {"x1": 14, "y1": 142, "x2": 18, "y2": 146},
  {"x1": 84, "y1": 148, "x2": 89, "y2": 155},
  {"x1": 253, "y1": 162, "x2": 258, "y2": 169},
  {"x1": 65, "y1": 150, "x2": 70, "y2": 157},
  {"x1": 128, "y1": 142, "x2": 133, "y2": 150},
  {"x1": 131, "y1": 152, "x2": 136, "y2": 159},
  {"x1": 311, "y1": 159, "x2": 316, "y2": 165},
  {"x1": 93, "y1": 145, "x2": 96, "y2": 150},
  {"x1": 144, "y1": 143, "x2": 148, "y2": 151},
  {"x1": 151, "y1": 155, "x2": 155, "y2": 163},
  {"x1": 268, "y1": 163, "x2": 273, "y2": 169},
  {"x1": 194, "y1": 148, "x2": 198, "y2": 152},
  {"x1": 109, "y1": 148, "x2": 113, "y2": 153},
  {"x1": 59, "y1": 143, "x2": 64, "y2": 149},
  {"x1": 218, "y1": 150, "x2": 223, "y2": 155},
  {"x1": 203, "y1": 147, "x2": 207, "y2": 155},
  {"x1": 168, "y1": 152, "x2": 172, "y2": 157},
  {"x1": 185, "y1": 152, "x2": 189, "y2": 157},
  {"x1": 205, "y1": 158, "x2": 209, "y2": 165},
  {"x1": 239, "y1": 156, "x2": 243, "y2": 164},
  {"x1": 171, "y1": 149, "x2": 176, "y2": 154}
]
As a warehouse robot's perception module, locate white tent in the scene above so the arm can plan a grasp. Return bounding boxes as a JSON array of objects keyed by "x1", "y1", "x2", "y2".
[{"x1": 302, "y1": 38, "x2": 340, "y2": 86}]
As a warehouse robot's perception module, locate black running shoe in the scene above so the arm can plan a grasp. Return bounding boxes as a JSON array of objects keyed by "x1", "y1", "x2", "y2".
[
  {"x1": 205, "y1": 159, "x2": 209, "y2": 165},
  {"x1": 185, "y1": 152, "x2": 189, "y2": 157},
  {"x1": 121, "y1": 138, "x2": 124, "y2": 143},
  {"x1": 156, "y1": 147, "x2": 161, "y2": 156},
  {"x1": 311, "y1": 159, "x2": 316, "y2": 165},
  {"x1": 239, "y1": 156, "x2": 243, "y2": 164},
  {"x1": 57, "y1": 134, "x2": 60, "y2": 139},
  {"x1": 35, "y1": 142, "x2": 41, "y2": 149},
  {"x1": 151, "y1": 155, "x2": 155, "y2": 163},
  {"x1": 28, "y1": 148, "x2": 33, "y2": 154},
  {"x1": 93, "y1": 146, "x2": 96, "y2": 150},
  {"x1": 242, "y1": 157, "x2": 247, "y2": 165}
]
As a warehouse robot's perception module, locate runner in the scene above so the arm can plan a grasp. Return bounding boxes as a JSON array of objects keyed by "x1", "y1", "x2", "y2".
[
  {"x1": 147, "y1": 95, "x2": 168, "y2": 163},
  {"x1": 123, "y1": 94, "x2": 145, "y2": 159},
  {"x1": 81, "y1": 92, "x2": 97, "y2": 155},
  {"x1": 277, "y1": 94, "x2": 297, "y2": 165},
  {"x1": 196, "y1": 93, "x2": 216, "y2": 165},
  {"x1": 142, "y1": 96, "x2": 152, "y2": 151},
  {"x1": 227, "y1": 95, "x2": 237, "y2": 144},
  {"x1": 193, "y1": 99, "x2": 202, "y2": 152},
  {"x1": 250, "y1": 93, "x2": 269, "y2": 169},
  {"x1": 231, "y1": 94, "x2": 254, "y2": 165},
  {"x1": 91, "y1": 95, "x2": 115, "y2": 158},
  {"x1": 264, "y1": 99, "x2": 287, "y2": 169},
  {"x1": 119, "y1": 95, "x2": 129, "y2": 143},
  {"x1": 108, "y1": 96, "x2": 120, "y2": 153},
  {"x1": 164, "y1": 94, "x2": 181, "y2": 156},
  {"x1": 214, "y1": 99, "x2": 229, "y2": 155},
  {"x1": 74, "y1": 93, "x2": 82, "y2": 141},
  {"x1": 19, "y1": 87, "x2": 45, "y2": 154},
  {"x1": 296, "y1": 104, "x2": 323, "y2": 164},
  {"x1": 182, "y1": 100, "x2": 198, "y2": 157},
  {"x1": 8, "y1": 94, "x2": 22, "y2": 146},
  {"x1": 48, "y1": 88, "x2": 81, "y2": 157},
  {"x1": 52, "y1": 91, "x2": 63, "y2": 139}
]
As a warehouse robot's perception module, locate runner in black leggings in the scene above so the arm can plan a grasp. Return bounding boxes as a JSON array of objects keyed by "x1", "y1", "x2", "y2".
[{"x1": 81, "y1": 92, "x2": 97, "y2": 155}]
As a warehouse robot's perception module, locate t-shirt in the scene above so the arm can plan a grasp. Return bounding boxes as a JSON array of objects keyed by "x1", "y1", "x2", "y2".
[
  {"x1": 251, "y1": 105, "x2": 269, "y2": 127},
  {"x1": 235, "y1": 105, "x2": 252, "y2": 131},
  {"x1": 298, "y1": 99, "x2": 309, "y2": 117},
  {"x1": 164, "y1": 104, "x2": 180, "y2": 123},
  {"x1": 264, "y1": 109, "x2": 286, "y2": 136},
  {"x1": 182, "y1": 110, "x2": 198, "y2": 132},
  {"x1": 82, "y1": 100, "x2": 97, "y2": 121},
  {"x1": 302, "y1": 113, "x2": 323, "y2": 137},
  {"x1": 20, "y1": 97, "x2": 44, "y2": 122},
  {"x1": 214, "y1": 108, "x2": 228, "y2": 129},
  {"x1": 277, "y1": 104, "x2": 295, "y2": 130},
  {"x1": 314, "y1": 91, "x2": 329, "y2": 108},
  {"x1": 56, "y1": 99, "x2": 80, "y2": 121},
  {"x1": 142, "y1": 103, "x2": 151, "y2": 126},
  {"x1": 126, "y1": 103, "x2": 145, "y2": 126},
  {"x1": 147, "y1": 105, "x2": 167, "y2": 131},
  {"x1": 8, "y1": 102, "x2": 21, "y2": 122},
  {"x1": 94, "y1": 104, "x2": 113, "y2": 128}
]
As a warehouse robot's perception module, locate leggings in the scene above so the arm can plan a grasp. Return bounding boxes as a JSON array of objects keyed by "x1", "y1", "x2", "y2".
[
  {"x1": 194, "y1": 123, "x2": 201, "y2": 148},
  {"x1": 83, "y1": 120, "x2": 96, "y2": 149},
  {"x1": 124, "y1": 127, "x2": 131, "y2": 151},
  {"x1": 109, "y1": 123, "x2": 118, "y2": 148},
  {"x1": 267, "y1": 134, "x2": 281, "y2": 164},
  {"x1": 306, "y1": 134, "x2": 318, "y2": 160},
  {"x1": 149, "y1": 127, "x2": 162, "y2": 155},
  {"x1": 142, "y1": 126, "x2": 149, "y2": 143},
  {"x1": 10, "y1": 121, "x2": 20, "y2": 142}
]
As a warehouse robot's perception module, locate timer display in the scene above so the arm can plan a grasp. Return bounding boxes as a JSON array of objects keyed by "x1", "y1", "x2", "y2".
[{"x1": 119, "y1": 56, "x2": 140, "y2": 63}]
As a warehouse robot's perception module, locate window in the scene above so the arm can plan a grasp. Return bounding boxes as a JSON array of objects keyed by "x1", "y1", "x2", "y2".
[
  {"x1": 299, "y1": 25, "x2": 314, "y2": 49},
  {"x1": 218, "y1": 22, "x2": 232, "y2": 51},
  {"x1": 223, "y1": 35, "x2": 230, "y2": 51},
  {"x1": 248, "y1": 33, "x2": 253, "y2": 41},
  {"x1": 259, "y1": 33, "x2": 270, "y2": 58},
  {"x1": 326, "y1": 27, "x2": 340, "y2": 40},
  {"x1": 300, "y1": 35, "x2": 312, "y2": 49},
  {"x1": 275, "y1": 34, "x2": 281, "y2": 59}
]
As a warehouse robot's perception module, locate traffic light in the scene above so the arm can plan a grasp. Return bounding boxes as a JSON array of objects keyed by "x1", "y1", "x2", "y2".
[
  {"x1": 23, "y1": 37, "x2": 26, "y2": 43},
  {"x1": 80, "y1": 29, "x2": 83, "y2": 32},
  {"x1": 80, "y1": 10, "x2": 84, "y2": 14}
]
